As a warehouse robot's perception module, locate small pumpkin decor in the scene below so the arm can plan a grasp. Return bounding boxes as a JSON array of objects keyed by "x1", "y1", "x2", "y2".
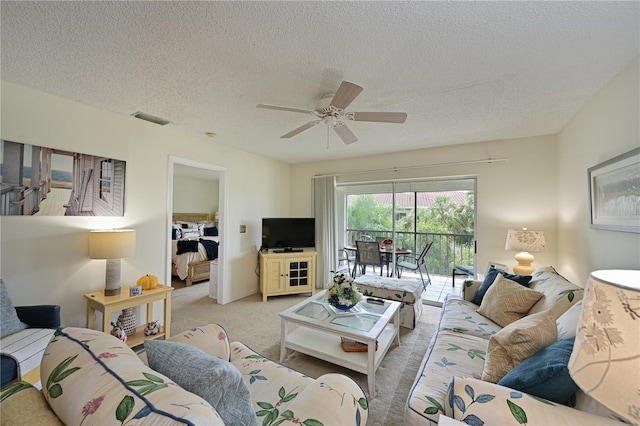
[{"x1": 136, "y1": 274, "x2": 158, "y2": 290}]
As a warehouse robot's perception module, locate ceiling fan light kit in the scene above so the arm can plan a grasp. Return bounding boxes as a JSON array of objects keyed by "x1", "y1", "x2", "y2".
[{"x1": 257, "y1": 80, "x2": 407, "y2": 145}]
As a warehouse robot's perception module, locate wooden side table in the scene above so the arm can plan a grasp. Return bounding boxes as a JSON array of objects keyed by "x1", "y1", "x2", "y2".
[{"x1": 84, "y1": 284, "x2": 173, "y2": 347}]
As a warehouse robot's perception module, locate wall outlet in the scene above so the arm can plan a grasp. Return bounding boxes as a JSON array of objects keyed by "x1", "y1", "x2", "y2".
[{"x1": 239, "y1": 224, "x2": 246, "y2": 233}]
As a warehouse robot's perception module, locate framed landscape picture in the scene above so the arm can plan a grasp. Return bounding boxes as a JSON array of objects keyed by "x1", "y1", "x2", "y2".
[
  {"x1": 0, "y1": 140, "x2": 126, "y2": 216},
  {"x1": 588, "y1": 147, "x2": 640, "y2": 233}
]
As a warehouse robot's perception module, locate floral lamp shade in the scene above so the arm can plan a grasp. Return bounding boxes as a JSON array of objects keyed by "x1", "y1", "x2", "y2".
[
  {"x1": 504, "y1": 228, "x2": 546, "y2": 275},
  {"x1": 568, "y1": 269, "x2": 640, "y2": 425}
]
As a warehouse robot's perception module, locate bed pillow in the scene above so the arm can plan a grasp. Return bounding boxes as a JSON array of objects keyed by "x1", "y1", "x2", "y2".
[
  {"x1": 471, "y1": 267, "x2": 532, "y2": 305},
  {"x1": 481, "y1": 311, "x2": 557, "y2": 383},
  {"x1": 204, "y1": 226, "x2": 219, "y2": 236},
  {"x1": 477, "y1": 274, "x2": 544, "y2": 327},
  {"x1": 1, "y1": 279, "x2": 29, "y2": 338},
  {"x1": 498, "y1": 336, "x2": 578, "y2": 403},
  {"x1": 171, "y1": 228, "x2": 182, "y2": 240},
  {"x1": 145, "y1": 339, "x2": 257, "y2": 426}
]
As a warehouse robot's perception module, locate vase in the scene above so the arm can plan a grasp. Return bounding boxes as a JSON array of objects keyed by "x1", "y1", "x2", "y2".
[
  {"x1": 333, "y1": 302, "x2": 357, "y2": 311},
  {"x1": 117, "y1": 307, "x2": 137, "y2": 336}
]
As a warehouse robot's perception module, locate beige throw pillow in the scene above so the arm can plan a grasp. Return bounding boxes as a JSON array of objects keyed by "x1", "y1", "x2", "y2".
[
  {"x1": 481, "y1": 311, "x2": 557, "y2": 383},
  {"x1": 477, "y1": 274, "x2": 544, "y2": 327}
]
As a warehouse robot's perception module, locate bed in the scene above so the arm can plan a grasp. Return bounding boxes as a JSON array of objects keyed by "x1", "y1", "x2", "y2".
[{"x1": 171, "y1": 213, "x2": 219, "y2": 287}]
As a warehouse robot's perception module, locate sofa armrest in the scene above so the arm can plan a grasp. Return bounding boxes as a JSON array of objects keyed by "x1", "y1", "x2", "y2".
[
  {"x1": 168, "y1": 324, "x2": 231, "y2": 361},
  {"x1": 15, "y1": 305, "x2": 60, "y2": 329},
  {"x1": 445, "y1": 377, "x2": 625, "y2": 425},
  {"x1": 461, "y1": 280, "x2": 482, "y2": 302}
]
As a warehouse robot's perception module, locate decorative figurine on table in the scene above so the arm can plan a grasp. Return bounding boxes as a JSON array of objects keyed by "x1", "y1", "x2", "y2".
[
  {"x1": 144, "y1": 320, "x2": 160, "y2": 336},
  {"x1": 110, "y1": 321, "x2": 127, "y2": 343}
]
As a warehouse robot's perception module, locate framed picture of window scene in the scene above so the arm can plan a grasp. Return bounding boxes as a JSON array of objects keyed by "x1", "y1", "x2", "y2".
[
  {"x1": 588, "y1": 147, "x2": 640, "y2": 233},
  {"x1": 0, "y1": 140, "x2": 126, "y2": 216}
]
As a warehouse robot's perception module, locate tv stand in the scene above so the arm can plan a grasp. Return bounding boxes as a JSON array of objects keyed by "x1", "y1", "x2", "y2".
[
  {"x1": 273, "y1": 247, "x2": 304, "y2": 253},
  {"x1": 259, "y1": 249, "x2": 317, "y2": 302}
]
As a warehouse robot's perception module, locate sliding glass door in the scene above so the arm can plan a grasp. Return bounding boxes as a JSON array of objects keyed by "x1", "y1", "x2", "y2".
[{"x1": 337, "y1": 178, "x2": 476, "y2": 279}]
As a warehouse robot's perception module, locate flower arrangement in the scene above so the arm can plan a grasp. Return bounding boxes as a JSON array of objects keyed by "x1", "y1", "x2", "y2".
[
  {"x1": 325, "y1": 272, "x2": 363, "y2": 309},
  {"x1": 381, "y1": 238, "x2": 393, "y2": 246}
]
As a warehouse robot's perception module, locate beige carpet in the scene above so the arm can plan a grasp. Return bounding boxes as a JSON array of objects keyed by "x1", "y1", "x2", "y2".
[{"x1": 170, "y1": 280, "x2": 441, "y2": 426}]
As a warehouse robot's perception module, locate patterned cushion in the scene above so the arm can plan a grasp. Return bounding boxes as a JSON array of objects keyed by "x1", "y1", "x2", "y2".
[
  {"x1": 145, "y1": 339, "x2": 257, "y2": 426},
  {"x1": 477, "y1": 275, "x2": 544, "y2": 327},
  {"x1": 439, "y1": 296, "x2": 503, "y2": 339},
  {"x1": 471, "y1": 267, "x2": 532, "y2": 305},
  {"x1": 0, "y1": 381, "x2": 63, "y2": 425},
  {"x1": 556, "y1": 300, "x2": 583, "y2": 340},
  {"x1": 41, "y1": 327, "x2": 223, "y2": 425},
  {"x1": 0, "y1": 279, "x2": 28, "y2": 338},
  {"x1": 527, "y1": 266, "x2": 584, "y2": 318},
  {"x1": 446, "y1": 376, "x2": 624, "y2": 425},
  {"x1": 481, "y1": 311, "x2": 557, "y2": 383},
  {"x1": 168, "y1": 324, "x2": 231, "y2": 360},
  {"x1": 498, "y1": 337, "x2": 579, "y2": 403}
]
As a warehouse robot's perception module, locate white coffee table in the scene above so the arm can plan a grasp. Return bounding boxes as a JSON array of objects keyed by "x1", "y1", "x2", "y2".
[{"x1": 279, "y1": 290, "x2": 401, "y2": 398}]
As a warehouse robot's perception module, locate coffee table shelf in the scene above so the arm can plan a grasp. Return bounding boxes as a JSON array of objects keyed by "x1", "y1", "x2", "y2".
[{"x1": 279, "y1": 290, "x2": 400, "y2": 398}]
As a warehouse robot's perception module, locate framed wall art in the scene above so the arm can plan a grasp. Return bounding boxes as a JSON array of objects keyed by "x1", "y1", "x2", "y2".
[
  {"x1": 0, "y1": 140, "x2": 126, "y2": 216},
  {"x1": 588, "y1": 147, "x2": 640, "y2": 233}
]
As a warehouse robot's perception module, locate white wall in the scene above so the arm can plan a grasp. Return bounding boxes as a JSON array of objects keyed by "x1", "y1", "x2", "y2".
[
  {"x1": 172, "y1": 175, "x2": 219, "y2": 216},
  {"x1": 291, "y1": 57, "x2": 640, "y2": 287},
  {"x1": 0, "y1": 81, "x2": 291, "y2": 327},
  {"x1": 557, "y1": 56, "x2": 640, "y2": 284},
  {"x1": 292, "y1": 135, "x2": 559, "y2": 277}
]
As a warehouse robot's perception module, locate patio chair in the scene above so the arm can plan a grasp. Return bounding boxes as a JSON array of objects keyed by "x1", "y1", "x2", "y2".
[
  {"x1": 397, "y1": 241, "x2": 433, "y2": 291},
  {"x1": 337, "y1": 248, "x2": 356, "y2": 275},
  {"x1": 353, "y1": 240, "x2": 385, "y2": 277}
]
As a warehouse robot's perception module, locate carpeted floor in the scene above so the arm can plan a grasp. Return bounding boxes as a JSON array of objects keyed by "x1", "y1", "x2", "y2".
[{"x1": 170, "y1": 280, "x2": 441, "y2": 426}]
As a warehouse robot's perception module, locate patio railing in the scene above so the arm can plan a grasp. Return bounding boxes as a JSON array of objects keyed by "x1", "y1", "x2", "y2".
[{"x1": 346, "y1": 229, "x2": 474, "y2": 277}]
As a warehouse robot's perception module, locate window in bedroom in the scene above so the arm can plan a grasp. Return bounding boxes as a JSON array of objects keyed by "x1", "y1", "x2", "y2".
[{"x1": 99, "y1": 159, "x2": 113, "y2": 205}]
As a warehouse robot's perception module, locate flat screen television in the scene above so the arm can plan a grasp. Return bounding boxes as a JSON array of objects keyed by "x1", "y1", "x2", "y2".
[{"x1": 262, "y1": 218, "x2": 315, "y2": 251}]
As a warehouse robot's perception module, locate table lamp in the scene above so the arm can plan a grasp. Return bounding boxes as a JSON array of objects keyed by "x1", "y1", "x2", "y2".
[
  {"x1": 89, "y1": 229, "x2": 136, "y2": 296},
  {"x1": 504, "y1": 228, "x2": 546, "y2": 275},
  {"x1": 568, "y1": 269, "x2": 640, "y2": 424}
]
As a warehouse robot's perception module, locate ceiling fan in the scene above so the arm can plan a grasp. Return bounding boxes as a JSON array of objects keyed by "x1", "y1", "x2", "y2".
[{"x1": 257, "y1": 81, "x2": 407, "y2": 145}]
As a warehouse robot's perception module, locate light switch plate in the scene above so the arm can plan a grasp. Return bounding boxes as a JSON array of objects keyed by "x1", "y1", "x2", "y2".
[{"x1": 239, "y1": 224, "x2": 246, "y2": 233}]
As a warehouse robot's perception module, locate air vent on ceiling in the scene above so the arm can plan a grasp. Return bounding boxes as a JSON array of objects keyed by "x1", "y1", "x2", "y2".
[{"x1": 131, "y1": 111, "x2": 171, "y2": 126}]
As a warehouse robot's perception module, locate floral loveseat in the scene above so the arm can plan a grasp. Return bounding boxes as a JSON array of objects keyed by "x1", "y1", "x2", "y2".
[
  {"x1": 404, "y1": 266, "x2": 625, "y2": 425},
  {"x1": 0, "y1": 324, "x2": 368, "y2": 425}
]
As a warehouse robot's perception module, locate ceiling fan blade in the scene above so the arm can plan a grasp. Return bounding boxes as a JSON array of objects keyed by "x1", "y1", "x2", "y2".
[
  {"x1": 281, "y1": 120, "x2": 321, "y2": 138},
  {"x1": 329, "y1": 81, "x2": 364, "y2": 110},
  {"x1": 351, "y1": 112, "x2": 407, "y2": 123},
  {"x1": 257, "y1": 104, "x2": 315, "y2": 115},
  {"x1": 333, "y1": 123, "x2": 358, "y2": 145}
]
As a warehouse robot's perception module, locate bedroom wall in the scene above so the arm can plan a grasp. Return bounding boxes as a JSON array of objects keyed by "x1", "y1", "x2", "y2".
[
  {"x1": 0, "y1": 81, "x2": 291, "y2": 327},
  {"x1": 291, "y1": 135, "x2": 559, "y2": 278},
  {"x1": 556, "y1": 56, "x2": 640, "y2": 283},
  {"x1": 172, "y1": 175, "x2": 219, "y2": 216}
]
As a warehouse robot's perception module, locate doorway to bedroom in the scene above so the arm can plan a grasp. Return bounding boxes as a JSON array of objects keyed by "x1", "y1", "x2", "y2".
[{"x1": 167, "y1": 157, "x2": 228, "y2": 303}]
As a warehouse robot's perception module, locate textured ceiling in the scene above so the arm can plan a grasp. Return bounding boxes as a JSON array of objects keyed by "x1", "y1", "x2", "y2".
[{"x1": 1, "y1": 1, "x2": 638, "y2": 164}]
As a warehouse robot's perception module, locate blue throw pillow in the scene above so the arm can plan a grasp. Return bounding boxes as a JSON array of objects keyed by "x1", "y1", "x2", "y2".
[
  {"x1": 204, "y1": 226, "x2": 219, "y2": 236},
  {"x1": 471, "y1": 267, "x2": 531, "y2": 305},
  {"x1": 145, "y1": 339, "x2": 257, "y2": 426},
  {"x1": 498, "y1": 337, "x2": 579, "y2": 404}
]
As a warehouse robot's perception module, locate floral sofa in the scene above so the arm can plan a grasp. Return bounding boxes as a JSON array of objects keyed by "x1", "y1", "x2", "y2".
[
  {"x1": 0, "y1": 324, "x2": 368, "y2": 425},
  {"x1": 404, "y1": 266, "x2": 624, "y2": 425}
]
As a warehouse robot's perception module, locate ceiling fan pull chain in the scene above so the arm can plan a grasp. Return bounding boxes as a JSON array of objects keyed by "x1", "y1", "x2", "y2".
[{"x1": 326, "y1": 125, "x2": 330, "y2": 150}]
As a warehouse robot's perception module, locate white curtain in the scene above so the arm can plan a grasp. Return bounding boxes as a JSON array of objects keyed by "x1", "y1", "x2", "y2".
[{"x1": 313, "y1": 176, "x2": 337, "y2": 289}]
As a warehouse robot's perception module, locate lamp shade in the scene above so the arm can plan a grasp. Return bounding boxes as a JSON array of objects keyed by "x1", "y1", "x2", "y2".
[
  {"x1": 89, "y1": 229, "x2": 136, "y2": 259},
  {"x1": 568, "y1": 269, "x2": 640, "y2": 424},
  {"x1": 504, "y1": 229, "x2": 547, "y2": 253}
]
